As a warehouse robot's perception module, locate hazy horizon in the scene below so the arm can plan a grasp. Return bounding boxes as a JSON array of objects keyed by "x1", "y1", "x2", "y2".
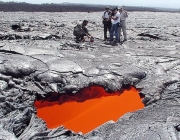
[{"x1": 1, "y1": 0, "x2": 180, "y2": 9}]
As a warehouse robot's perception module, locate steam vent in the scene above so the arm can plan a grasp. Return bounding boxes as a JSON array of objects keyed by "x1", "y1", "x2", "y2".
[{"x1": 0, "y1": 11, "x2": 180, "y2": 140}]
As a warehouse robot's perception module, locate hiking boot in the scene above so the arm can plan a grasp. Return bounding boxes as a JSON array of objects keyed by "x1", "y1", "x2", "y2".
[
  {"x1": 113, "y1": 40, "x2": 117, "y2": 43},
  {"x1": 76, "y1": 40, "x2": 80, "y2": 43},
  {"x1": 123, "y1": 39, "x2": 127, "y2": 42},
  {"x1": 75, "y1": 38, "x2": 80, "y2": 43}
]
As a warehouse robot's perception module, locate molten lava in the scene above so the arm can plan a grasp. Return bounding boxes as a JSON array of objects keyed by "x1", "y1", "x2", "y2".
[{"x1": 35, "y1": 86, "x2": 144, "y2": 134}]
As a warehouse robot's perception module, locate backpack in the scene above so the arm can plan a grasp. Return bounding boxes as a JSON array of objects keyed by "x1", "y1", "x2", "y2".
[
  {"x1": 73, "y1": 24, "x2": 80, "y2": 36},
  {"x1": 103, "y1": 11, "x2": 111, "y2": 17},
  {"x1": 103, "y1": 11, "x2": 111, "y2": 24}
]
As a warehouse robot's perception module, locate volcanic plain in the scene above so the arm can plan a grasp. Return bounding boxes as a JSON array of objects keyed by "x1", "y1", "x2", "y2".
[{"x1": 0, "y1": 11, "x2": 180, "y2": 139}]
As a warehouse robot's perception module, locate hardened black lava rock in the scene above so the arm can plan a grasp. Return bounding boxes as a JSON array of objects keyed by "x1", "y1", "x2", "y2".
[{"x1": 0, "y1": 11, "x2": 180, "y2": 139}]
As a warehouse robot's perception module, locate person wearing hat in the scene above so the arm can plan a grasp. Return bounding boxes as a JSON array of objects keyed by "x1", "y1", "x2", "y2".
[
  {"x1": 102, "y1": 6, "x2": 112, "y2": 41},
  {"x1": 118, "y1": 5, "x2": 128, "y2": 42},
  {"x1": 73, "y1": 20, "x2": 94, "y2": 43},
  {"x1": 110, "y1": 8, "x2": 120, "y2": 43}
]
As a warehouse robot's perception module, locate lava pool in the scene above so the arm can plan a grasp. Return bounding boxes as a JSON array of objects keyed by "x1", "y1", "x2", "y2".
[{"x1": 35, "y1": 86, "x2": 144, "y2": 134}]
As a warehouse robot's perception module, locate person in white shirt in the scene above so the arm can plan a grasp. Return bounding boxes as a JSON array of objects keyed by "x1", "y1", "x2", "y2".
[
  {"x1": 118, "y1": 5, "x2": 128, "y2": 42},
  {"x1": 102, "y1": 6, "x2": 112, "y2": 41},
  {"x1": 110, "y1": 8, "x2": 120, "y2": 43}
]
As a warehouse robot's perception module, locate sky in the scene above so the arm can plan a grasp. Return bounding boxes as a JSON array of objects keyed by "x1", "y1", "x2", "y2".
[{"x1": 2, "y1": 0, "x2": 180, "y2": 9}]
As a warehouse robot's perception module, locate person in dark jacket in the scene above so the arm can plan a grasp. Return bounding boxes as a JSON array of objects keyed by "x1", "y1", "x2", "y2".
[
  {"x1": 102, "y1": 6, "x2": 112, "y2": 41},
  {"x1": 73, "y1": 20, "x2": 93, "y2": 43}
]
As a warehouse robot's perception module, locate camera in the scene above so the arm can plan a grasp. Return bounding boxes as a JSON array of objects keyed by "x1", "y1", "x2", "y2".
[{"x1": 111, "y1": 12, "x2": 115, "y2": 17}]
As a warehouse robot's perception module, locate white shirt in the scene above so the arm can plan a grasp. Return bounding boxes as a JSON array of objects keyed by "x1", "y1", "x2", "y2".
[
  {"x1": 112, "y1": 11, "x2": 120, "y2": 24},
  {"x1": 102, "y1": 11, "x2": 111, "y2": 19}
]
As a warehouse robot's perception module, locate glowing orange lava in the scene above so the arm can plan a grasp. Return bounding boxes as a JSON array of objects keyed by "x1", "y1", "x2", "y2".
[{"x1": 35, "y1": 86, "x2": 144, "y2": 134}]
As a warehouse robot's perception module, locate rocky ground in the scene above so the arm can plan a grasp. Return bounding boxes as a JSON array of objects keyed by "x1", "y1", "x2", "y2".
[{"x1": 0, "y1": 11, "x2": 180, "y2": 139}]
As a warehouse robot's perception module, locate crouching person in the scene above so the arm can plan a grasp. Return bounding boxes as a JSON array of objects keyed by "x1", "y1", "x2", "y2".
[{"x1": 73, "y1": 20, "x2": 94, "y2": 43}]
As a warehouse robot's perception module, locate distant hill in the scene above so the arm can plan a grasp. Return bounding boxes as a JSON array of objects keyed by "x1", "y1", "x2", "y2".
[{"x1": 0, "y1": 1, "x2": 179, "y2": 12}]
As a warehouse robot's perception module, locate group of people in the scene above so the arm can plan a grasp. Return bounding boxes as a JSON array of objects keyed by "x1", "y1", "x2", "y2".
[
  {"x1": 73, "y1": 5, "x2": 128, "y2": 43},
  {"x1": 102, "y1": 5, "x2": 128, "y2": 43}
]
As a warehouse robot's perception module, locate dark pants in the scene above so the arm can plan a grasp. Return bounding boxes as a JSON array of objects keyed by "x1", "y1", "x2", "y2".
[
  {"x1": 74, "y1": 32, "x2": 86, "y2": 41},
  {"x1": 76, "y1": 34, "x2": 85, "y2": 40},
  {"x1": 103, "y1": 22, "x2": 111, "y2": 40}
]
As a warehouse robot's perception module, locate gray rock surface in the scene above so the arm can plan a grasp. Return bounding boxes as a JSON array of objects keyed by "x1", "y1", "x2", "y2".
[{"x1": 0, "y1": 11, "x2": 180, "y2": 139}]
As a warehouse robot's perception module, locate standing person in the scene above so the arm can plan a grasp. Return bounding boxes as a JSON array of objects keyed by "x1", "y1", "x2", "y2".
[
  {"x1": 73, "y1": 20, "x2": 94, "y2": 43},
  {"x1": 102, "y1": 6, "x2": 112, "y2": 41},
  {"x1": 118, "y1": 5, "x2": 128, "y2": 42},
  {"x1": 110, "y1": 8, "x2": 120, "y2": 43}
]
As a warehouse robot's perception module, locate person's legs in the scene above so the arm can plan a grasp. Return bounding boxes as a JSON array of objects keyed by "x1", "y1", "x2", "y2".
[
  {"x1": 75, "y1": 36, "x2": 80, "y2": 43},
  {"x1": 107, "y1": 23, "x2": 112, "y2": 39},
  {"x1": 122, "y1": 26, "x2": 127, "y2": 41},
  {"x1": 119, "y1": 24, "x2": 122, "y2": 41},
  {"x1": 75, "y1": 32, "x2": 86, "y2": 43},
  {"x1": 114, "y1": 23, "x2": 120, "y2": 42},
  {"x1": 81, "y1": 33, "x2": 89, "y2": 42},
  {"x1": 121, "y1": 21, "x2": 127, "y2": 41},
  {"x1": 81, "y1": 35, "x2": 85, "y2": 40},
  {"x1": 104, "y1": 24, "x2": 108, "y2": 40},
  {"x1": 110, "y1": 24, "x2": 115, "y2": 41},
  {"x1": 75, "y1": 35, "x2": 80, "y2": 40}
]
